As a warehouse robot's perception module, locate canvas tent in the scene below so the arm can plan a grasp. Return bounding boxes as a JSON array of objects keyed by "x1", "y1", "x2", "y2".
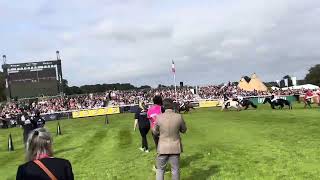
[
  {"x1": 237, "y1": 77, "x2": 252, "y2": 91},
  {"x1": 238, "y1": 73, "x2": 268, "y2": 91},
  {"x1": 248, "y1": 73, "x2": 268, "y2": 91}
]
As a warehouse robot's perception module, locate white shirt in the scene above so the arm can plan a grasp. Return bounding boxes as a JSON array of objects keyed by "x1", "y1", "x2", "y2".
[{"x1": 271, "y1": 96, "x2": 278, "y2": 102}]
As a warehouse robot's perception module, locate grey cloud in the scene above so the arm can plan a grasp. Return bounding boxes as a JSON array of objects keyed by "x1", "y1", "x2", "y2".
[{"x1": 92, "y1": 23, "x2": 173, "y2": 42}]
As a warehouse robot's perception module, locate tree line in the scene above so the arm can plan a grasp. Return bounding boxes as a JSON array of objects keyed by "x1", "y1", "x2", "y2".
[{"x1": 62, "y1": 80, "x2": 151, "y2": 95}]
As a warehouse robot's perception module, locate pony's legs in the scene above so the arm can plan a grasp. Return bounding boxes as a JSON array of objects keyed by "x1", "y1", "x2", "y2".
[
  {"x1": 308, "y1": 101, "x2": 312, "y2": 108},
  {"x1": 304, "y1": 102, "x2": 307, "y2": 108}
]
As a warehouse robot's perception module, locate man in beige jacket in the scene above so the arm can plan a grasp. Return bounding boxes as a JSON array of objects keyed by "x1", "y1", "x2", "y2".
[{"x1": 153, "y1": 98, "x2": 187, "y2": 180}]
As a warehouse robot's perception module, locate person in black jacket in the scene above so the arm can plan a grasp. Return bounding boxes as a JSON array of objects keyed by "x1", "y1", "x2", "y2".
[
  {"x1": 134, "y1": 101, "x2": 151, "y2": 153},
  {"x1": 21, "y1": 112, "x2": 36, "y2": 145},
  {"x1": 16, "y1": 128, "x2": 74, "y2": 180},
  {"x1": 33, "y1": 110, "x2": 45, "y2": 128}
]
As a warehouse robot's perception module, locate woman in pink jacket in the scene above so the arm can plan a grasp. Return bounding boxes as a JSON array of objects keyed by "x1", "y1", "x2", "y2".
[{"x1": 147, "y1": 95, "x2": 164, "y2": 149}]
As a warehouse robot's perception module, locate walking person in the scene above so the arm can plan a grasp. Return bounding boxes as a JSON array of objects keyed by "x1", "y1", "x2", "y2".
[
  {"x1": 153, "y1": 98, "x2": 187, "y2": 180},
  {"x1": 134, "y1": 101, "x2": 150, "y2": 152},
  {"x1": 16, "y1": 128, "x2": 74, "y2": 180},
  {"x1": 147, "y1": 95, "x2": 164, "y2": 149}
]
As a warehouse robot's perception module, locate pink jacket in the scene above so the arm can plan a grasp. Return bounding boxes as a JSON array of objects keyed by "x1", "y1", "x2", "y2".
[{"x1": 147, "y1": 105, "x2": 162, "y2": 129}]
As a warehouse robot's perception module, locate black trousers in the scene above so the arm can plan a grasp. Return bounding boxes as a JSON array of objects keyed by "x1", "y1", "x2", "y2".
[
  {"x1": 139, "y1": 127, "x2": 150, "y2": 150},
  {"x1": 152, "y1": 132, "x2": 159, "y2": 149},
  {"x1": 23, "y1": 131, "x2": 29, "y2": 145}
]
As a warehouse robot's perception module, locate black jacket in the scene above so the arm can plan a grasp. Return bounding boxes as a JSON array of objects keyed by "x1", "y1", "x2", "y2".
[
  {"x1": 135, "y1": 107, "x2": 150, "y2": 128},
  {"x1": 16, "y1": 158, "x2": 74, "y2": 180}
]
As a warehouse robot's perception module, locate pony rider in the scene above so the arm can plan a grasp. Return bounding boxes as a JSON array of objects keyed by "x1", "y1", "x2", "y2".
[
  {"x1": 271, "y1": 93, "x2": 279, "y2": 103},
  {"x1": 304, "y1": 89, "x2": 313, "y2": 102}
]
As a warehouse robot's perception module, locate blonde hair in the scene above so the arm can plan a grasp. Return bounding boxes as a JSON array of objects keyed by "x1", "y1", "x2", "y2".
[
  {"x1": 26, "y1": 128, "x2": 53, "y2": 161},
  {"x1": 139, "y1": 101, "x2": 146, "y2": 110}
]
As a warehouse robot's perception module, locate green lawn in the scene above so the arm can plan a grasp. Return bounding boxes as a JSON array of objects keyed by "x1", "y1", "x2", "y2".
[{"x1": 1, "y1": 104, "x2": 320, "y2": 180}]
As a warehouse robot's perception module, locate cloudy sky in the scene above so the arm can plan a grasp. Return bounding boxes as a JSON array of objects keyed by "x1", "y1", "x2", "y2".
[{"x1": 1, "y1": 0, "x2": 319, "y2": 87}]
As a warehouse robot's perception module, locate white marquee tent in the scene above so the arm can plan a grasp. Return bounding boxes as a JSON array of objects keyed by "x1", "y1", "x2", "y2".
[{"x1": 282, "y1": 84, "x2": 319, "y2": 90}]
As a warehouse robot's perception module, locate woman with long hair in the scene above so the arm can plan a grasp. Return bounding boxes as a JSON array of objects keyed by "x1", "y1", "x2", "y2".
[
  {"x1": 16, "y1": 128, "x2": 74, "y2": 180},
  {"x1": 134, "y1": 101, "x2": 150, "y2": 152}
]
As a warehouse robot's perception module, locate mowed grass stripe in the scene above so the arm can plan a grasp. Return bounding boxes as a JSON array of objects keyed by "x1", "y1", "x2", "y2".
[{"x1": 0, "y1": 104, "x2": 320, "y2": 179}]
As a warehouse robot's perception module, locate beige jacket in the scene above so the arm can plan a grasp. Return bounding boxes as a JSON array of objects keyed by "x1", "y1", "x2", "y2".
[{"x1": 154, "y1": 109, "x2": 187, "y2": 154}]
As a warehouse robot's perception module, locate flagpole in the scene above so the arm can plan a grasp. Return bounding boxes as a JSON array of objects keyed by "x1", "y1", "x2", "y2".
[
  {"x1": 171, "y1": 60, "x2": 178, "y2": 102},
  {"x1": 174, "y1": 72, "x2": 177, "y2": 101}
]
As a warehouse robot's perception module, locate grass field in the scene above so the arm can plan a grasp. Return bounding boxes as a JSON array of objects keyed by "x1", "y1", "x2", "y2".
[{"x1": 0, "y1": 104, "x2": 320, "y2": 180}]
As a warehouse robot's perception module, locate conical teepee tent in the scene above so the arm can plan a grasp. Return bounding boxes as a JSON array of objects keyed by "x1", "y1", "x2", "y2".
[
  {"x1": 248, "y1": 73, "x2": 267, "y2": 91},
  {"x1": 238, "y1": 77, "x2": 252, "y2": 91}
]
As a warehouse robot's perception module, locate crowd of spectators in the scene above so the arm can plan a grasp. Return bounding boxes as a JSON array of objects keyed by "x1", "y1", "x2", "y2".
[{"x1": 0, "y1": 84, "x2": 319, "y2": 118}]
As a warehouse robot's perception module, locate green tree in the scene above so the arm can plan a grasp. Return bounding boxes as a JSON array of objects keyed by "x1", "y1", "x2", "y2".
[
  {"x1": 138, "y1": 85, "x2": 151, "y2": 89},
  {"x1": 264, "y1": 81, "x2": 278, "y2": 87},
  {"x1": 305, "y1": 64, "x2": 320, "y2": 86},
  {"x1": 61, "y1": 79, "x2": 71, "y2": 95}
]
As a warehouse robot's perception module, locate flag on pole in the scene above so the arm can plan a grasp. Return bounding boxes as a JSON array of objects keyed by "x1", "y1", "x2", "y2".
[{"x1": 172, "y1": 60, "x2": 175, "y2": 73}]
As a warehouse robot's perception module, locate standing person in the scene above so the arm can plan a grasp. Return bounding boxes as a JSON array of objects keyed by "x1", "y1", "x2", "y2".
[
  {"x1": 134, "y1": 101, "x2": 150, "y2": 152},
  {"x1": 154, "y1": 98, "x2": 187, "y2": 180},
  {"x1": 21, "y1": 112, "x2": 36, "y2": 145},
  {"x1": 147, "y1": 95, "x2": 164, "y2": 149},
  {"x1": 33, "y1": 110, "x2": 45, "y2": 128},
  {"x1": 16, "y1": 128, "x2": 74, "y2": 180}
]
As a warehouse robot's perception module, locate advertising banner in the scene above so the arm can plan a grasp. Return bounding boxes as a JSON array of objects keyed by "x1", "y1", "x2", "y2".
[
  {"x1": 199, "y1": 100, "x2": 219, "y2": 108},
  {"x1": 250, "y1": 95, "x2": 297, "y2": 105},
  {"x1": 72, "y1": 107, "x2": 120, "y2": 118}
]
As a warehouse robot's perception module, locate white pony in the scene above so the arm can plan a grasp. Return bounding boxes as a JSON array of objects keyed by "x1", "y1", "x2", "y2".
[{"x1": 221, "y1": 99, "x2": 242, "y2": 111}]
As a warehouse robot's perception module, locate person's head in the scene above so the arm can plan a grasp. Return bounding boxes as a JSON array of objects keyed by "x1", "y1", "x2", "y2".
[
  {"x1": 26, "y1": 128, "x2": 53, "y2": 161},
  {"x1": 153, "y1": 95, "x2": 163, "y2": 106},
  {"x1": 163, "y1": 98, "x2": 174, "y2": 110}
]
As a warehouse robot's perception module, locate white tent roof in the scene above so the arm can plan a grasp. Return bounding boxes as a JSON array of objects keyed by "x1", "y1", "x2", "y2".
[
  {"x1": 271, "y1": 86, "x2": 280, "y2": 90},
  {"x1": 282, "y1": 84, "x2": 319, "y2": 90}
]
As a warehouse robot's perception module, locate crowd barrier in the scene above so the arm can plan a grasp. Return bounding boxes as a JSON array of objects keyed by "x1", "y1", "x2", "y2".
[
  {"x1": 249, "y1": 95, "x2": 298, "y2": 105},
  {"x1": 198, "y1": 100, "x2": 220, "y2": 108},
  {"x1": 72, "y1": 107, "x2": 120, "y2": 118},
  {"x1": 41, "y1": 111, "x2": 72, "y2": 121}
]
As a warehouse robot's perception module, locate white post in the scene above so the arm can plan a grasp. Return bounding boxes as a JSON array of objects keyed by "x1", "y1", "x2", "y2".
[{"x1": 174, "y1": 73, "x2": 177, "y2": 101}]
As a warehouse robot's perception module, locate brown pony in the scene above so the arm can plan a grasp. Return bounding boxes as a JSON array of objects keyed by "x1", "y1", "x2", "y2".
[{"x1": 300, "y1": 95, "x2": 320, "y2": 108}]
